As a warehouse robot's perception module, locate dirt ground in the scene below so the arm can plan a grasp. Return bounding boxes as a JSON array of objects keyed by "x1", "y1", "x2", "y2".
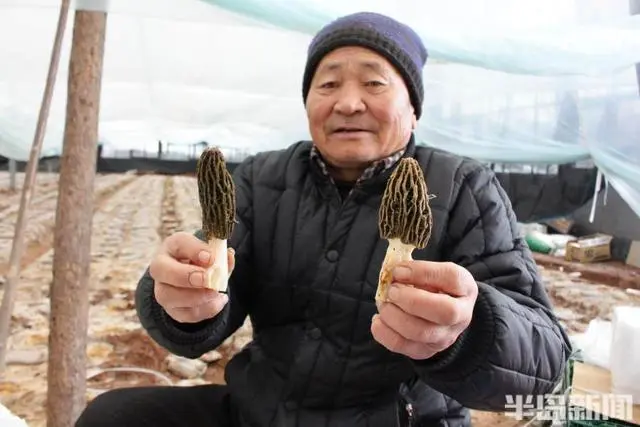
[{"x1": 1, "y1": 171, "x2": 639, "y2": 427}]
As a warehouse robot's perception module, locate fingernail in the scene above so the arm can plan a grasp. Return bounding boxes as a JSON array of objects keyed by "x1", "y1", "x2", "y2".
[
  {"x1": 198, "y1": 250, "x2": 211, "y2": 264},
  {"x1": 387, "y1": 285, "x2": 399, "y2": 301},
  {"x1": 188, "y1": 271, "x2": 204, "y2": 287},
  {"x1": 393, "y1": 266, "x2": 411, "y2": 280}
]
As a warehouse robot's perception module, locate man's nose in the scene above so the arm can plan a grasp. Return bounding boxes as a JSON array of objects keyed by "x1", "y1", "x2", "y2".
[{"x1": 333, "y1": 85, "x2": 366, "y2": 115}]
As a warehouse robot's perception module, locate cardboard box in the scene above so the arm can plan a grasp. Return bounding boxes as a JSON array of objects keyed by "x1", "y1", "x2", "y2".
[
  {"x1": 545, "y1": 217, "x2": 575, "y2": 235},
  {"x1": 565, "y1": 233, "x2": 613, "y2": 263},
  {"x1": 571, "y1": 361, "x2": 640, "y2": 425}
]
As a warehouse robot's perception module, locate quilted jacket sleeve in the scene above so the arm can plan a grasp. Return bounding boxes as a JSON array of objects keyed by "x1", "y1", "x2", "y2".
[
  {"x1": 135, "y1": 157, "x2": 255, "y2": 359},
  {"x1": 414, "y1": 164, "x2": 572, "y2": 411}
]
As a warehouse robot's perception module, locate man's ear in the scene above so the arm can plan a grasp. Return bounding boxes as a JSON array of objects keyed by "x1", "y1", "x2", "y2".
[{"x1": 412, "y1": 114, "x2": 417, "y2": 130}]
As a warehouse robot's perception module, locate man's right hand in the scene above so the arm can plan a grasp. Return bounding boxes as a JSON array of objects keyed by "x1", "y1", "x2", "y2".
[{"x1": 149, "y1": 231, "x2": 234, "y2": 324}]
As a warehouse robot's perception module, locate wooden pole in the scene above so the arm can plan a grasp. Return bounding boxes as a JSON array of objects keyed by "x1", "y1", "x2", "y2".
[
  {"x1": 0, "y1": 0, "x2": 71, "y2": 372},
  {"x1": 8, "y1": 158, "x2": 17, "y2": 191},
  {"x1": 46, "y1": 7, "x2": 108, "y2": 427}
]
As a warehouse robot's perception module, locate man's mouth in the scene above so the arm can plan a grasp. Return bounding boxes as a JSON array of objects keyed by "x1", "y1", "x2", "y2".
[{"x1": 334, "y1": 127, "x2": 368, "y2": 133}]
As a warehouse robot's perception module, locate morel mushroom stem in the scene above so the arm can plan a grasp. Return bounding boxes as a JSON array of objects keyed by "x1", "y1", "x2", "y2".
[
  {"x1": 197, "y1": 147, "x2": 236, "y2": 292},
  {"x1": 376, "y1": 158, "x2": 432, "y2": 303},
  {"x1": 375, "y1": 238, "x2": 417, "y2": 301},
  {"x1": 205, "y1": 238, "x2": 230, "y2": 291}
]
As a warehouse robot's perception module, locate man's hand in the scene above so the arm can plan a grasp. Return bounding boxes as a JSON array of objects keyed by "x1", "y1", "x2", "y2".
[
  {"x1": 149, "y1": 231, "x2": 235, "y2": 324},
  {"x1": 371, "y1": 261, "x2": 477, "y2": 360}
]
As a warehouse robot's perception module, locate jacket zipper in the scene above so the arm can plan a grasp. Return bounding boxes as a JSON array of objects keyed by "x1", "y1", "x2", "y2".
[{"x1": 405, "y1": 402, "x2": 415, "y2": 426}]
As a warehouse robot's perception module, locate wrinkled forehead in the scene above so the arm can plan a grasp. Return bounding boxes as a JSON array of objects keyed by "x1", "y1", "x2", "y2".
[{"x1": 315, "y1": 46, "x2": 396, "y2": 76}]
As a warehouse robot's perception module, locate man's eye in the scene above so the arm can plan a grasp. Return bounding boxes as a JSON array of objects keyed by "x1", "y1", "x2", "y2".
[
  {"x1": 365, "y1": 81, "x2": 384, "y2": 87},
  {"x1": 319, "y1": 81, "x2": 338, "y2": 89}
]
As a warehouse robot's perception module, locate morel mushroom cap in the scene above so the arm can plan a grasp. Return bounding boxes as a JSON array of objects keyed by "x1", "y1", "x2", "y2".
[
  {"x1": 378, "y1": 158, "x2": 432, "y2": 249},
  {"x1": 196, "y1": 147, "x2": 236, "y2": 241}
]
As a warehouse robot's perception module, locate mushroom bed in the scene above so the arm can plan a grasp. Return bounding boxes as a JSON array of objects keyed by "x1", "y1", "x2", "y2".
[{"x1": 0, "y1": 171, "x2": 638, "y2": 427}]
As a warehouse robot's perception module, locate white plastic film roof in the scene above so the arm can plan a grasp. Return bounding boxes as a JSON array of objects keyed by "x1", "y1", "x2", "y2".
[{"x1": 0, "y1": 0, "x2": 639, "y2": 215}]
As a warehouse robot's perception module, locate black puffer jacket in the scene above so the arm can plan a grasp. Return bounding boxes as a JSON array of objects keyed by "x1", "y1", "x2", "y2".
[{"x1": 136, "y1": 137, "x2": 571, "y2": 427}]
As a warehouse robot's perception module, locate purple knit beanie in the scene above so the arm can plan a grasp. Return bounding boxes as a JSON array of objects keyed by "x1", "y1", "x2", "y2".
[{"x1": 302, "y1": 12, "x2": 428, "y2": 118}]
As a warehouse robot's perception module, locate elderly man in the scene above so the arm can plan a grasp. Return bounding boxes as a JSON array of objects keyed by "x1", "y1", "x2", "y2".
[{"x1": 76, "y1": 11, "x2": 571, "y2": 427}]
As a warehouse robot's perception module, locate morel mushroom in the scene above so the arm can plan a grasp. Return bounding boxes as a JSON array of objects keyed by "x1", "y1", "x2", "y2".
[
  {"x1": 376, "y1": 158, "x2": 432, "y2": 302},
  {"x1": 196, "y1": 147, "x2": 236, "y2": 292}
]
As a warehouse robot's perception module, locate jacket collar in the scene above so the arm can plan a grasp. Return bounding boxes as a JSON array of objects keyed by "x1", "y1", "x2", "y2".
[{"x1": 307, "y1": 135, "x2": 417, "y2": 200}]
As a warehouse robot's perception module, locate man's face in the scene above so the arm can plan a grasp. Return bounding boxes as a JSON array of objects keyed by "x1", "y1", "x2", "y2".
[{"x1": 305, "y1": 46, "x2": 417, "y2": 171}]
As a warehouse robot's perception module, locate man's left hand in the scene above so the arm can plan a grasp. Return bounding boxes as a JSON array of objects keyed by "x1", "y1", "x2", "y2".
[{"x1": 371, "y1": 261, "x2": 478, "y2": 360}]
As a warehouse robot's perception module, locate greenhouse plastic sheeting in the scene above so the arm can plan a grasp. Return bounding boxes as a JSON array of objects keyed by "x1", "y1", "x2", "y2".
[
  {"x1": 0, "y1": 0, "x2": 639, "y2": 217},
  {"x1": 205, "y1": 0, "x2": 640, "y2": 76}
]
